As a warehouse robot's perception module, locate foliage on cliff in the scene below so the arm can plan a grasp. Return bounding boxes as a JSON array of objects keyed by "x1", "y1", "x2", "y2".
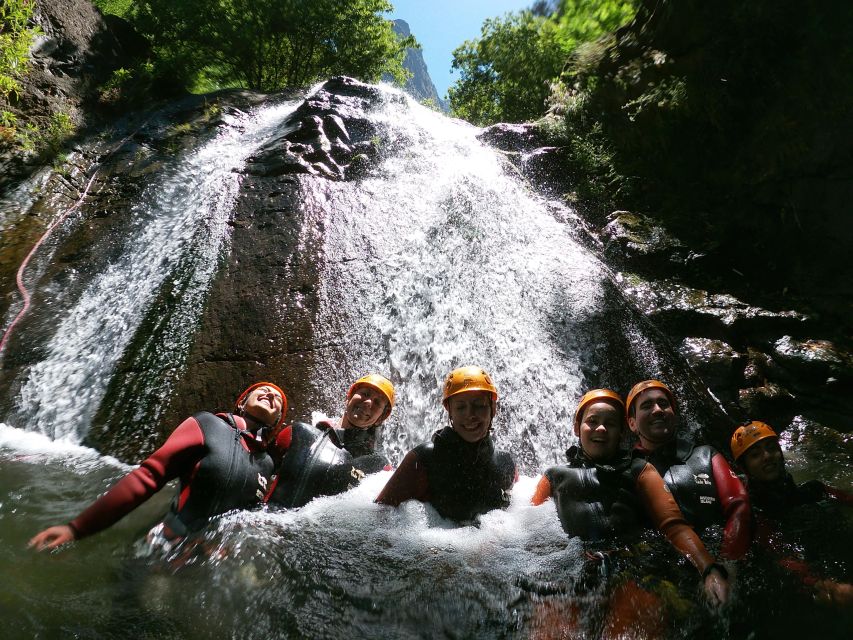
[
  {"x1": 550, "y1": 0, "x2": 853, "y2": 298},
  {"x1": 97, "y1": 0, "x2": 412, "y2": 93},
  {"x1": 448, "y1": 0, "x2": 635, "y2": 125},
  {"x1": 0, "y1": 0, "x2": 38, "y2": 110}
]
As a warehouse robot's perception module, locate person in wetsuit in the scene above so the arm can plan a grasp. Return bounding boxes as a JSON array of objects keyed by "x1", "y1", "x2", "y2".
[
  {"x1": 731, "y1": 420, "x2": 853, "y2": 606},
  {"x1": 265, "y1": 374, "x2": 394, "y2": 508},
  {"x1": 627, "y1": 380, "x2": 751, "y2": 609},
  {"x1": 375, "y1": 366, "x2": 516, "y2": 523},
  {"x1": 29, "y1": 382, "x2": 286, "y2": 550},
  {"x1": 529, "y1": 389, "x2": 666, "y2": 639}
]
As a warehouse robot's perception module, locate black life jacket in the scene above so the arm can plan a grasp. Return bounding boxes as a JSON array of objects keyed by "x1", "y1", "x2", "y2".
[
  {"x1": 162, "y1": 412, "x2": 274, "y2": 537},
  {"x1": 632, "y1": 438, "x2": 721, "y2": 530},
  {"x1": 415, "y1": 427, "x2": 515, "y2": 523},
  {"x1": 545, "y1": 446, "x2": 640, "y2": 541},
  {"x1": 267, "y1": 422, "x2": 387, "y2": 508},
  {"x1": 749, "y1": 473, "x2": 827, "y2": 519}
]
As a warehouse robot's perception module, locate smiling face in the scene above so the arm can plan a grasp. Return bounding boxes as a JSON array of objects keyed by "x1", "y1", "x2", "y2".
[
  {"x1": 343, "y1": 384, "x2": 389, "y2": 429},
  {"x1": 578, "y1": 401, "x2": 623, "y2": 462},
  {"x1": 447, "y1": 390, "x2": 493, "y2": 443},
  {"x1": 628, "y1": 388, "x2": 677, "y2": 450},
  {"x1": 241, "y1": 385, "x2": 284, "y2": 429},
  {"x1": 741, "y1": 437, "x2": 786, "y2": 483}
]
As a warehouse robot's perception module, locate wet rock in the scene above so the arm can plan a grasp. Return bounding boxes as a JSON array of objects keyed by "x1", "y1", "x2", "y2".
[
  {"x1": 247, "y1": 77, "x2": 386, "y2": 183},
  {"x1": 620, "y1": 275, "x2": 809, "y2": 344},
  {"x1": 678, "y1": 338, "x2": 744, "y2": 408},
  {"x1": 478, "y1": 122, "x2": 545, "y2": 152},
  {"x1": 770, "y1": 336, "x2": 853, "y2": 383},
  {"x1": 601, "y1": 211, "x2": 699, "y2": 272},
  {"x1": 738, "y1": 383, "x2": 797, "y2": 424}
]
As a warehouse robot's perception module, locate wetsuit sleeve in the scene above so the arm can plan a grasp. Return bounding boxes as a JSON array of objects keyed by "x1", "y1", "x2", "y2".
[
  {"x1": 826, "y1": 485, "x2": 853, "y2": 506},
  {"x1": 711, "y1": 453, "x2": 751, "y2": 560},
  {"x1": 375, "y1": 450, "x2": 429, "y2": 506},
  {"x1": 635, "y1": 462, "x2": 715, "y2": 575},
  {"x1": 753, "y1": 515, "x2": 821, "y2": 586},
  {"x1": 69, "y1": 417, "x2": 207, "y2": 538},
  {"x1": 530, "y1": 475, "x2": 552, "y2": 506}
]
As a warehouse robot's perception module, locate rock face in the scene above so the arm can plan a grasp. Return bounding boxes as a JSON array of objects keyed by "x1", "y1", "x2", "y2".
[
  {"x1": 0, "y1": 0, "x2": 147, "y2": 192},
  {"x1": 386, "y1": 19, "x2": 448, "y2": 111}
]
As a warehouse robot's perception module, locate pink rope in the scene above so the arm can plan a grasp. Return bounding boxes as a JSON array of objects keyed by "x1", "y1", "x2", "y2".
[{"x1": 0, "y1": 170, "x2": 99, "y2": 355}]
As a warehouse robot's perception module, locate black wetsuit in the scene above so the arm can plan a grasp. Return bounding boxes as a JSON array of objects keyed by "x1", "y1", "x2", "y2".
[
  {"x1": 544, "y1": 446, "x2": 640, "y2": 542},
  {"x1": 267, "y1": 422, "x2": 388, "y2": 508}
]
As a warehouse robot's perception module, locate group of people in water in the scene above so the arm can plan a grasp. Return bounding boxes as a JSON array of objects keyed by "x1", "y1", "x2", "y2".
[{"x1": 28, "y1": 366, "x2": 853, "y2": 634}]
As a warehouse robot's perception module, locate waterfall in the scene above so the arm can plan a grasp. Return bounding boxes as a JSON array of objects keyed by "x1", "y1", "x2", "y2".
[
  {"x1": 10, "y1": 99, "x2": 303, "y2": 442},
  {"x1": 306, "y1": 92, "x2": 617, "y2": 469}
]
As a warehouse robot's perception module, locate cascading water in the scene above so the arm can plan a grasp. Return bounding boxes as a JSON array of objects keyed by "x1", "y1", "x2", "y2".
[
  {"x1": 7, "y1": 99, "x2": 303, "y2": 441},
  {"x1": 306, "y1": 99, "x2": 599, "y2": 468},
  {"x1": 2, "y1": 81, "x2": 850, "y2": 639}
]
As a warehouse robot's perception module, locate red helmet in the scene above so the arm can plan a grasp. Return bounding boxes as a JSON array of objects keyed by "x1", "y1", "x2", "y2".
[{"x1": 235, "y1": 381, "x2": 288, "y2": 429}]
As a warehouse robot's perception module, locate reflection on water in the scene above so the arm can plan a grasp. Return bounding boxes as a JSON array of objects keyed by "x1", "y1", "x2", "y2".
[{"x1": 4, "y1": 424, "x2": 852, "y2": 639}]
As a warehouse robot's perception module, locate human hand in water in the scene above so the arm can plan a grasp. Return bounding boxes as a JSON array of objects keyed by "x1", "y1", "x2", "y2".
[
  {"x1": 703, "y1": 567, "x2": 730, "y2": 609},
  {"x1": 28, "y1": 525, "x2": 76, "y2": 551},
  {"x1": 815, "y1": 579, "x2": 853, "y2": 607}
]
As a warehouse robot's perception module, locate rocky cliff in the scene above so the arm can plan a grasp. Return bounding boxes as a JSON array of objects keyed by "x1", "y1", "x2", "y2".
[{"x1": 387, "y1": 19, "x2": 448, "y2": 111}]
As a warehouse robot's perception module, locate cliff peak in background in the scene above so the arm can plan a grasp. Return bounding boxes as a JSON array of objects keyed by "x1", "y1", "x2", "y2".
[{"x1": 387, "y1": 19, "x2": 448, "y2": 111}]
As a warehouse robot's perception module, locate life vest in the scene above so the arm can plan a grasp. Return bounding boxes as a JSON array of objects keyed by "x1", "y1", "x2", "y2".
[
  {"x1": 267, "y1": 422, "x2": 386, "y2": 508},
  {"x1": 545, "y1": 446, "x2": 640, "y2": 541},
  {"x1": 633, "y1": 438, "x2": 721, "y2": 530},
  {"x1": 162, "y1": 412, "x2": 274, "y2": 537},
  {"x1": 416, "y1": 427, "x2": 515, "y2": 523}
]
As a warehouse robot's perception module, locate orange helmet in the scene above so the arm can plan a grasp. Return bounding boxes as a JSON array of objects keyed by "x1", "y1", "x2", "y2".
[
  {"x1": 442, "y1": 366, "x2": 498, "y2": 409},
  {"x1": 574, "y1": 389, "x2": 625, "y2": 435},
  {"x1": 625, "y1": 380, "x2": 676, "y2": 421},
  {"x1": 347, "y1": 374, "x2": 395, "y2": 423},
  {"x1": 235, "y1": 381, "x2": 288, "y2": 428},
  {"x1": 731, "y1": 421, "x2": 778, "y2": 461}
]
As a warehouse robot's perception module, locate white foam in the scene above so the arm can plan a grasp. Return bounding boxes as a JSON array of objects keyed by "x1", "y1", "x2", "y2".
[{"x1": 0, "y1": 421, "x2": 129, "y2": 472}]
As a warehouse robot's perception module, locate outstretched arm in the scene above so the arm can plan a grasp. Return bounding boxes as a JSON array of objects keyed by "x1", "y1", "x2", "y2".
[
  {"x1": 712, "y1": 453, "x2": 751, "y2": 560},
  {"x1": 635, "y1": 462, "x2": 729, "y2": 608},
  {"x1": 29, "y1": 416, "x2": 206, "y2": 551}
]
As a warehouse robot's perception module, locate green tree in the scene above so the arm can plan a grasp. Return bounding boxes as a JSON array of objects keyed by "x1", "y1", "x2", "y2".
[
  {"x1": 130, "y1": 0, "x2": 412, "y2": 92},
  {"x1": 449, "y1": 0, "x2": 635, "y2": 125}
]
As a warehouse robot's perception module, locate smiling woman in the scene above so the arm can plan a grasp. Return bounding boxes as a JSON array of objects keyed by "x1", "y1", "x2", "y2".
[
  {"x1": 375, "y1": 366, "x2": 516, "y2": 523},
  {"x1": 28, "y1": 381, "x2": 286, "y2": 551}
]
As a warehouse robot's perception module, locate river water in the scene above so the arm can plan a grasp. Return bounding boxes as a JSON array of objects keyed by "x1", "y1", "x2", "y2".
[{"x1": 1, "y1": 82, "x2": 851, "y2": 638}]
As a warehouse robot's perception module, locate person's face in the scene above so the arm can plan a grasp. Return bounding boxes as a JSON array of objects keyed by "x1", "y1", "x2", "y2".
[
  {"x1": 741, "y1": 437, "x2": 786, "y2": 483},
  {"x1": 578, "y1": 401, "x2": 623, "y2": 462},
  {"x1": 628, "y1": 389, "x2": 677, "y2": 449},
  {"x1": 447, "y1": 390, "x2": 493, "y2": 443},
  {"x1": 345, "y1": 385, "x2": 389, "y2": 429},
  {"x1": 242, "y1": 385, "x2": 284, "y2": 428}
]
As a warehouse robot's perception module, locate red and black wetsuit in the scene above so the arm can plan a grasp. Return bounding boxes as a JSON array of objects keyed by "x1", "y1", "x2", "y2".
[
  {"x1": 531, "y1": 446, "x2": 641, "y2": 542},
  {"x1": 265, "y1": 421, "x2": 389, "y2": 508},
  {"x1": 69, "y1": 412, "x2": 274, "y2": 540},
  {"x1": 631, "y1": 438, "x2": 751, "y2": 575},
  {"x1": 375, "y1": 427, "x2": 516, "y2": 523},
  {"x1": 750, "y1": 473, "x2": 853, "y2": 587}
]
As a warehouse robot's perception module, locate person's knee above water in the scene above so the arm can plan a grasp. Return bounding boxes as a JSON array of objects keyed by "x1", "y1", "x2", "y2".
[
  {"x1": 626, "y1": 379, "x2": 751, "y2": 609},
  {"x1": 731, "y1": 420, "x2": 853, "y2": 606},
  {"x1": 375, "y1": 366, "x2": 517, "y2": 523},
  {"x1": 531, "y1": 389, "x2": 640, "y2": 541},
  {"x1": 266, "y1": 373, "x2": 395, "y2": 508},
  {"x1": 28, "y1": 381, "x2": 287, "y2": 551}
]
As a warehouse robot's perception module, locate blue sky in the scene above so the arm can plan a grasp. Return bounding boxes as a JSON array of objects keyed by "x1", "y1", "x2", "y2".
[{"x1": 388, "y1": 0, "x2": 535, "y2": 100}]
